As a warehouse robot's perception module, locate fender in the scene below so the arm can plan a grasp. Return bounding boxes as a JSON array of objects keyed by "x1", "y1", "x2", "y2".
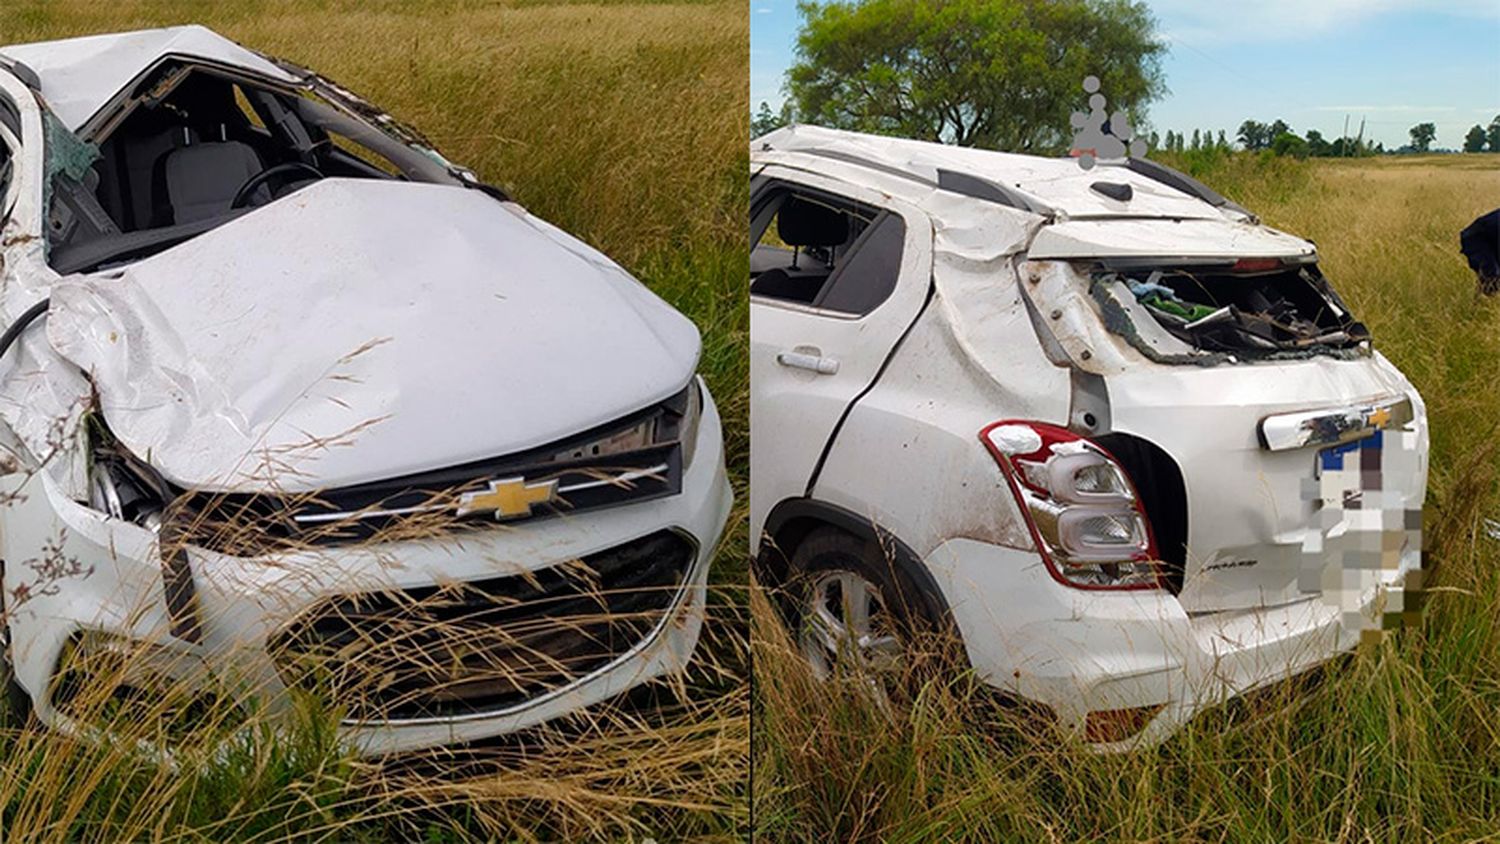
[{"x1": 757, "y1": 497, "x2": 955, "y2": 632}]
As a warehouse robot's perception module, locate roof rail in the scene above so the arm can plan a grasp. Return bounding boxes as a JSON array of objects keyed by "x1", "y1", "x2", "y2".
[
  {"x1": 765, "y1": 134, "x2": 1062, "y2": 217},
  {"x1": 771, "y1": 143, "x2": 1053, "y2": 217},
  {"x1": 936, "y1": 168, "x2": 1052, "y2": 216},
  {"x1": 791, "y1": 146, "x2": 941, "y2": 188}
]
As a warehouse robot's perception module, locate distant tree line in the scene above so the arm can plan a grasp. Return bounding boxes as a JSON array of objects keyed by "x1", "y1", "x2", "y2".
[{"x1": 1151, "y1": 116, "x2": 1500, "y2": 158}]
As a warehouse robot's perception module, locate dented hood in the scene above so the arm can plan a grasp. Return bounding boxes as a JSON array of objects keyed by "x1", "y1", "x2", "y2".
[{"x1": 45, "y1": 179, "x2": 700, "y2": 492}]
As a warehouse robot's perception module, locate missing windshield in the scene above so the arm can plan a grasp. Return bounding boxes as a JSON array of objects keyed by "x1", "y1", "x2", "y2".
[
  {"x1": 1091, "y1": 260, "x2": 1369, "y2": 358},
  {"x1": 44, "y1": 62, "x2": 461, "y2": 274}
]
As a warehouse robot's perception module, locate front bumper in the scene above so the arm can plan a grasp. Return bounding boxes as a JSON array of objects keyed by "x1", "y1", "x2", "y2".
[
  {"x1": 1, "y1": 387, "x2": 732, "y2": 755},
  {"x1": 924, "y1": 536, "x2": 1418, "y2": 751}
]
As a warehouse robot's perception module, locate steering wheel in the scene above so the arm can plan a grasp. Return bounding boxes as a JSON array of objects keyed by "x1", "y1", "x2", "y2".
[{"x1": 230, "y1": 162, "x2": 326, "y2": 210}]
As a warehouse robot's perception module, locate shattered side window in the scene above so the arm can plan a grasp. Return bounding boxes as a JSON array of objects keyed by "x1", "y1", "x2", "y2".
[{"x1": 43, "y1": 111, "x2": 115, "y2": 255}]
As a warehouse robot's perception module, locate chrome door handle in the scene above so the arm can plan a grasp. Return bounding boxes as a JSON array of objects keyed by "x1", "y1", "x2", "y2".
[{"x1": 777, "y1": 351, "x2": 839, "y2": 375}]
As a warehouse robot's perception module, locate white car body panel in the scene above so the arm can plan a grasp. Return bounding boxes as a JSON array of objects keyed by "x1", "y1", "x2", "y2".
[
  {"x1": 46, "y1": 178, "x2": 700, "y2": 492},
  {"x1": 2, "y1": 385, "x2": 731, "y2": 755},
  {"x1": 1028, "y1": 218, "x2": 1317, "y2": 261},
  {"x1": 0, "y1": 28, "x2": 731, "y2": 755},
  {"x1": 748, "y1": 166, "x2": 933, "y2": 554},
  {"x1": 752, "y1": 125, "x2": 1427, "y2": 747},
  {"x1": 0, "y1": 25, "x2": 296, "y2": 131},
  {"x1": 761, "y1": 124, "x2": 1229, "y2": 221}
]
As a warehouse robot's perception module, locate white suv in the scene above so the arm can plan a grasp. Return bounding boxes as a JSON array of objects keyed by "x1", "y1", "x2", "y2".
[
  {"x1": 0, "y1": 27, "x2": 731, "y2": 754},
  {"x1": 750, "y1": 126, "x2": 1426, "y2": 748}
]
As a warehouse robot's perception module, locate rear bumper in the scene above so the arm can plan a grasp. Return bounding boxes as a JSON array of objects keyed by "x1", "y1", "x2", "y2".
[{"x1": 924, "y1": 536, "x2": 1418, "y2": 750}]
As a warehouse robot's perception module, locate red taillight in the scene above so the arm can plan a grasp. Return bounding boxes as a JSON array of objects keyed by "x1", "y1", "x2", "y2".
[
  {"x1": 979, "y1": 421, "x2": 1162, "y2": 591},
  {"x1": 1231, "y1": 257, "x2": 1284, "y2": 273}
]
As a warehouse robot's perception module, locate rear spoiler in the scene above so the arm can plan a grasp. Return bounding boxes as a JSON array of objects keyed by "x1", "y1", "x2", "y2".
[{"x1": 1123, "y1": 157, "x2": 1258, "y2": 223}]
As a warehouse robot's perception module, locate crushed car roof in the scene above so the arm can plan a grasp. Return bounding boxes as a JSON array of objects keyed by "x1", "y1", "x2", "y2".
[
  {"x1": 754, "y1": 124, "x2": 1244, "y2": 224},
  {"x1": 0, "y1": 25, "x2": 296, "y2": 130}
]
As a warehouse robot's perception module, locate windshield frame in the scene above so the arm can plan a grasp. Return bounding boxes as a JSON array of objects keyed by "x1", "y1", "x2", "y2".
[{"x1": 43, "y1": 55, "x2": 477, "y2": 275}]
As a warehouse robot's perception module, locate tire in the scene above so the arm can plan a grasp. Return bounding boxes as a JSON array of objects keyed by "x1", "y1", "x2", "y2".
[{"x1": 783, "y1": 527, "x2": 947, "y2": 689}]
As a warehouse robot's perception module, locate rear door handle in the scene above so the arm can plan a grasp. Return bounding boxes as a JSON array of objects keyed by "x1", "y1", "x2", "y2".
[{"x1": 777, "y1": 350, "x2": 839, "y2": 375}]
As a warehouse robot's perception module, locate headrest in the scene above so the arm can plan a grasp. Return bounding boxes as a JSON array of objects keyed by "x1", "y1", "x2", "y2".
[{"x1": 777, "y1": 196, "x2": 849, "y2": 247}]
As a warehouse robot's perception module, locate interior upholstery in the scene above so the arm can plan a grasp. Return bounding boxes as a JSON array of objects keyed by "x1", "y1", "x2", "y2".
[
  {"x1": 777, "y1": 196, "x2": 849, "y2": 247},
  {"x1": 156, "y1": 140, "x2": 268, "y2": 225}
]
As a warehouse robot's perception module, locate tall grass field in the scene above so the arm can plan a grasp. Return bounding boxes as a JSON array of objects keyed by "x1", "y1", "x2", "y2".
[
  {"x1": 752, "y1": 152, "x2": 1500, "y2": 841},
  {"x1": 0, "y1": 1, "x2": 748, "y2": 841}
]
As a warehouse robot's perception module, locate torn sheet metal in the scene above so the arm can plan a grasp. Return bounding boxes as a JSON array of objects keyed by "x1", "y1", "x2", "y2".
[
  {"x1": 43, "y1": 178, "x2": 699, "y2": 493},
  {"x1": 920, "y1": 191, "x2": 1066, "y2": 399}
]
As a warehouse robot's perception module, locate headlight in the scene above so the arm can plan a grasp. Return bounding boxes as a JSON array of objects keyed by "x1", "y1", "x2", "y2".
[
  {"x1": 665, "y1": 377, "x2": 703, "y2": 468},
  {"x1": 543, "y1": 377, "x2": 702, "y2": 467}
]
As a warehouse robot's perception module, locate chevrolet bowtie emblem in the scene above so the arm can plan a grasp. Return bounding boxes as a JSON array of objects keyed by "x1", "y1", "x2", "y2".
[{"x1": 456, "y1": 477, "x2": 559, "y2": 520}]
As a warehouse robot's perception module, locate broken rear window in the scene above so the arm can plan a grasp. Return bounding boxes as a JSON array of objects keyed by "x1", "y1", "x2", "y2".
[{"x1": 1089, "y1": 259, "x2": 1369, "y2": 362}]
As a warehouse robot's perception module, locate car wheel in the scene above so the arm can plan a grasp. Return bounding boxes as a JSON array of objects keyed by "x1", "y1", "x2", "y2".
[{"x1": 786, "y1": 527, "x2": 941, "y2": 706}]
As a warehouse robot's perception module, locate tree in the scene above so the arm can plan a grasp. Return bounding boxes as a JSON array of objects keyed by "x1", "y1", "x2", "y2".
[
  {"x1": 752, "y1": 101, "x2": 788, "y2": 138},
  {"x1": 787, "y1": 0, "x2": 1166, "y2": 152},
  {"x1": 1164, "y1": 129, "x2": 1176, "y2": 151},
  {"x1": 1465, "y1": 124, "x2": 1489, "y2": 153},
  {"x1": 1148, "y1": 130, "x2": 1160, "y2": 151},
  {"x1": 1216, "y1": 129, "x2": 1228, "y2": 151},
  {"x1": 1268, "y1": 119, "x2": 1291, "y2": 139},
  {"x1": 1271, "y1": 131, "x2": 1308, "y2": 159},
  {"x1": 1488, "y1": 115, "x2": 1500, "y2": 152},
  {"x1": 1237, "y1": 120, "x2": 1268, "y2": 151},
  {"x1": 1305, "y1": 129, "x2": 1330, "y2": 157},
  {"x1": 1190, "y1": 128, "x2": 1201, "y2": 151},
  {"x1": 1409, "y1": 122, "x2": 1437, "y2": 152}
]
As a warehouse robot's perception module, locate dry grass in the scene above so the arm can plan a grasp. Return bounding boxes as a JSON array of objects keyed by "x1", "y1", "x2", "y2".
[
  {"x1": 752, "y1": 152, "x2": 1500, "y2": 841},
  {"x1": 0, "y1": 1, "x2": 748, "y2": 841}
]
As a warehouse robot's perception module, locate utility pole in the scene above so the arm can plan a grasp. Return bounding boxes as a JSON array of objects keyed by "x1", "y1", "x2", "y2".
[
  {"x1": 1342, "y1": 114, "x2": 1350, "y2": 157},
  {"x1": 1355, "y1": 117, "x2": 1366, "y2": 156}
]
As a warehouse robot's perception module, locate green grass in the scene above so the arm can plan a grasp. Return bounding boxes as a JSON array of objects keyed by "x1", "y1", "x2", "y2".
[
  {"x1": 0, "y1": 1, "x2": 748, "y2": 841},
  {"x1": 752, "y1": 152, "x2": 1500, "y2": 841}
]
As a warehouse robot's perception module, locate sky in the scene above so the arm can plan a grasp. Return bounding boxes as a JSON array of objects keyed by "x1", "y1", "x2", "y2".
[{"x1": 750, "y1": 0, "x2": 1500, "y2": 150}]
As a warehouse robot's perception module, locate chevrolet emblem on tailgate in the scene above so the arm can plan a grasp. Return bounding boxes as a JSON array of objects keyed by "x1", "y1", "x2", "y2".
[{"x1": 457, "y1": 477, "x2": 559, "y2": 519}]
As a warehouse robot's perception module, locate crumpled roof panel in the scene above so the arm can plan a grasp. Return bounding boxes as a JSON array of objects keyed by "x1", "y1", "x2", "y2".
[
  {"x1": 0, "y1": 25, "x2": 296, "y2": 131},
  {"x1": 755, "y1": 124, "x2": 1229, "y2": 222}
]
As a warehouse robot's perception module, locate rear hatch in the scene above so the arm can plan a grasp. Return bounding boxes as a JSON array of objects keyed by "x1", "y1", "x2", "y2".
[{"x1": 1024, "y1": 220, "x2": 1427, "y2": 614}]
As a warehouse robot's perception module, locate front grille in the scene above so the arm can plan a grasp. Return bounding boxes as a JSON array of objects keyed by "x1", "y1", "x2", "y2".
[
  {"x1": 268, "y1": 530, "x2": 697, "y2": 721},
  {"x1": 174, "y1": 383, "x2": 694, "y2": 555}
]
